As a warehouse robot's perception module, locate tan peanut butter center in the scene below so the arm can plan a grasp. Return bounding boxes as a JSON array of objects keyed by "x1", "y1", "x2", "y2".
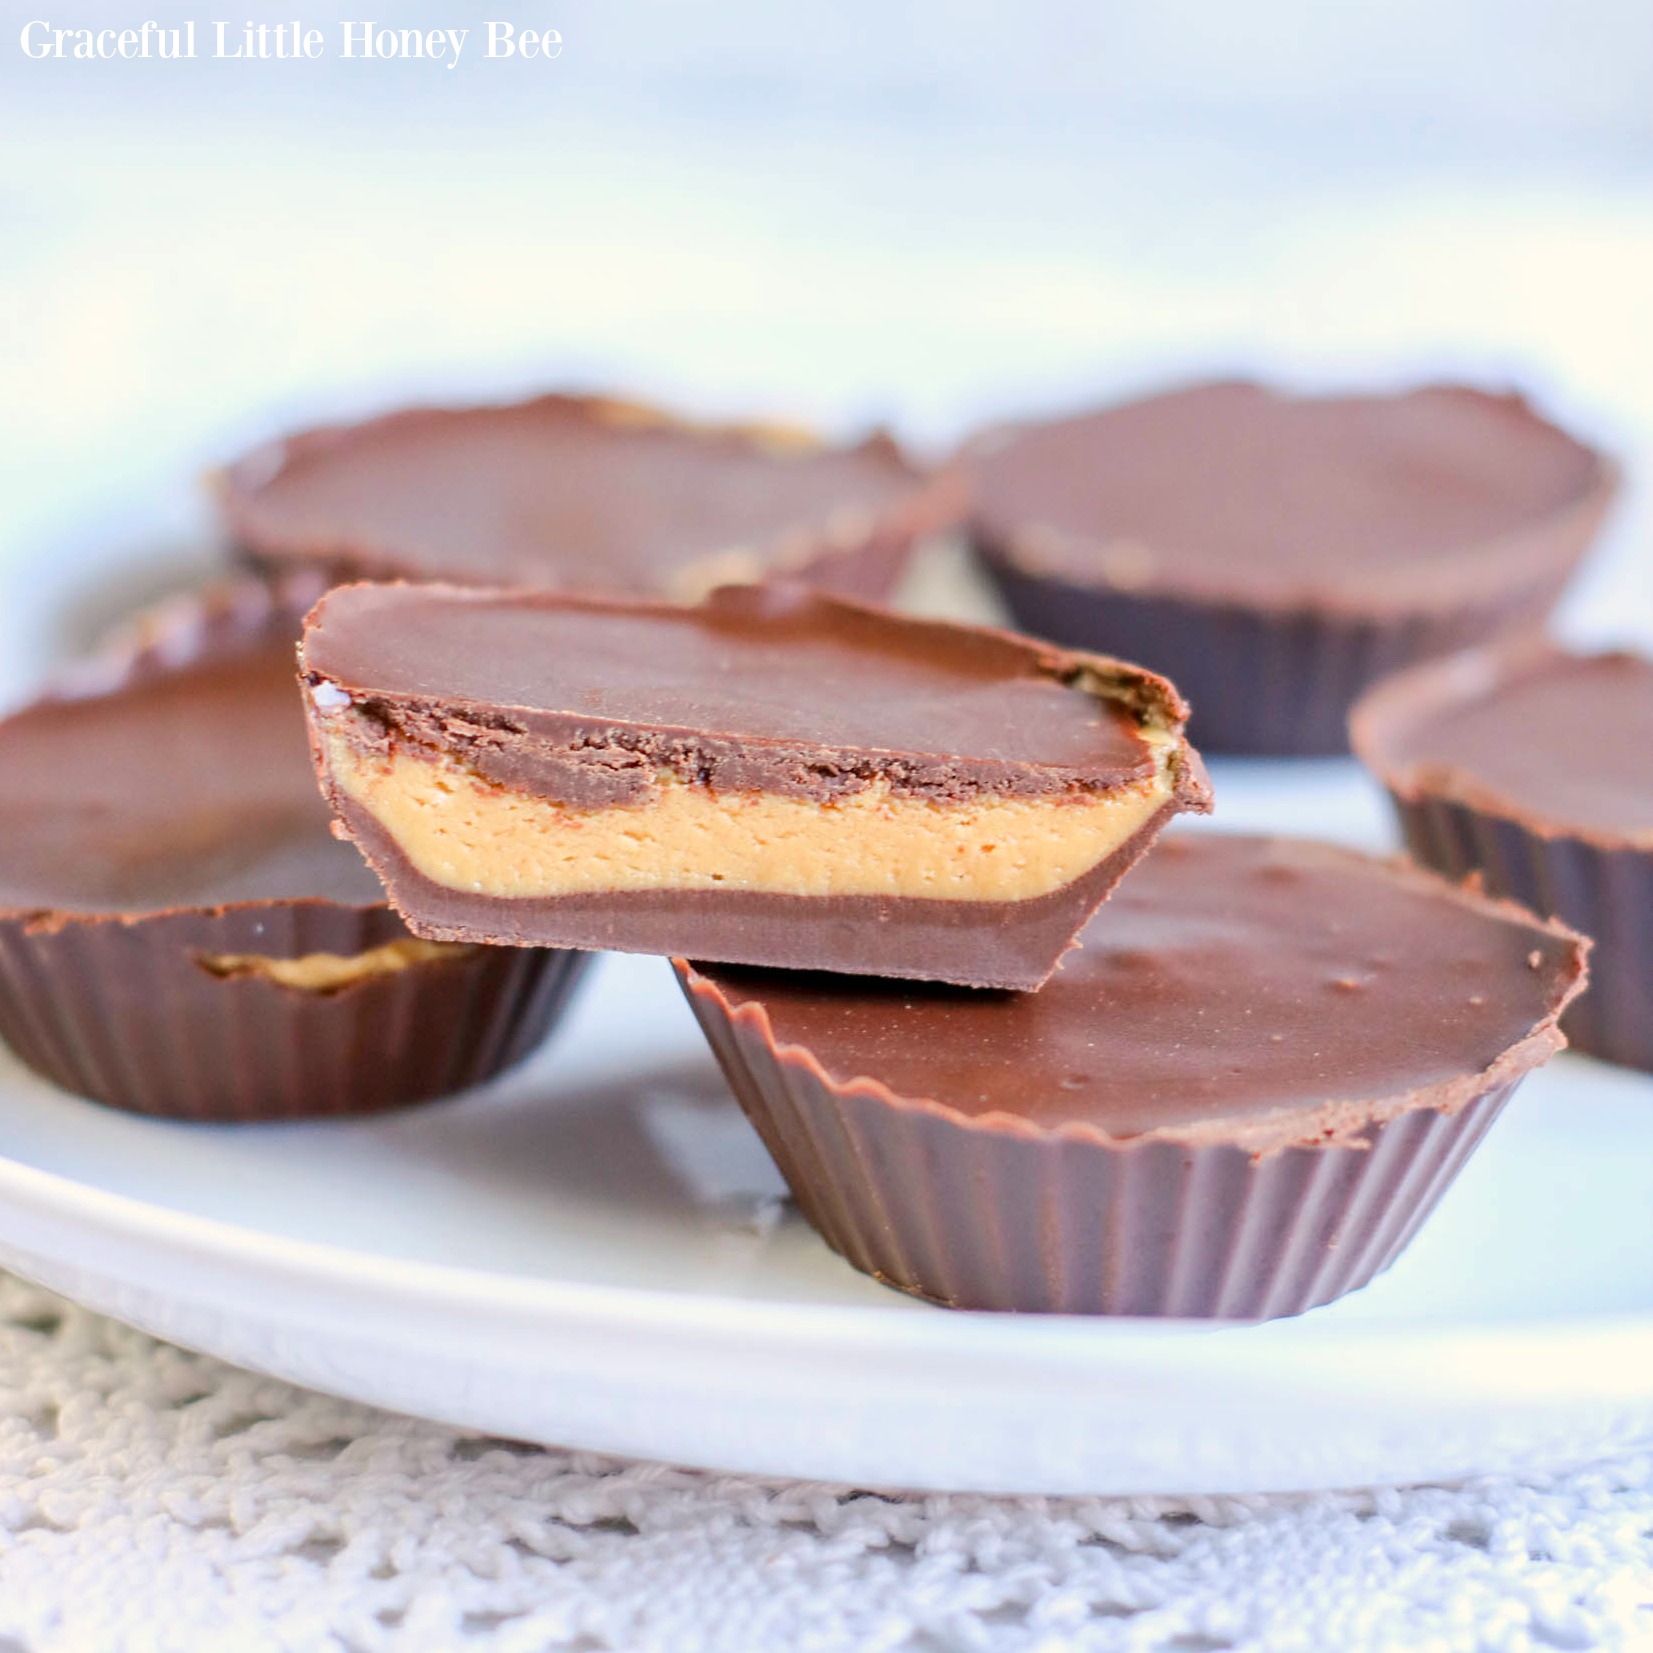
[
  {"x1": 322, "y1": 729, "x2": 1178, "y2": 902},
  {"x1": 197, "y1": 936, "x2": 476, "y2": 990}
]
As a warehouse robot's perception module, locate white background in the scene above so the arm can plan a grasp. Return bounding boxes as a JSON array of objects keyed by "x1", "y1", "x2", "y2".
[{"x1": 3, "y1": 0, "x2": 1652, "y2": 699}]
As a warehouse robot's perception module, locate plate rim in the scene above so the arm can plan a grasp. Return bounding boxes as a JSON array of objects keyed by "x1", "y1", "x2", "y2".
[{"x1": 1, "y1": 1120, "x2": 1650, "y2": 1376}]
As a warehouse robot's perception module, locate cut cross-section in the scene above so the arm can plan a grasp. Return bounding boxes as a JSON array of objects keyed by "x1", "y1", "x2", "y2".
[{"x1": 301, "y1": 582, "x2": 1212, "y2": 988}]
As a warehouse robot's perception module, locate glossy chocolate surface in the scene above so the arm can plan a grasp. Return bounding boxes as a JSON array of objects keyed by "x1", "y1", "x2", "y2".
[
  {"x1": 0, "y1": 633, "x2": 383, "y2": 915},
  {"x1": 1359, "y1": 647, "x2": 1653, "y2": 844},
  {"x1": 226, "y1": 396, "x2": 931, "y2": 593},
  {"x1": 302, "y1": 581, "x2": 1181, "y2": 797},
  {"x1": 686, "y1": 832, "x2": 1585, "y2": 1144},
  {"x1": 967, "y1": 382, "x2": 1607, "y2": 609}
]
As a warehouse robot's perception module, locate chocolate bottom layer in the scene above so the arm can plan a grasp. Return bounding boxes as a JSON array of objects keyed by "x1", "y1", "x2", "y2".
[
  {"x1": 978, "y1": 547, "x2": 1571, "y2": 756},
  {"x1": 0, "y1": 902, "x2": 590, "y2": 1120},
  {"x1": 336, "y1": 796, "x2": 1183, "y2": 990},
  {"x1": 684, "y1": 973, "x2": 1521, "y2": 1317},
  {"x1": 1390, "y1": 793, "x2": 1652, "y2": 1072}
]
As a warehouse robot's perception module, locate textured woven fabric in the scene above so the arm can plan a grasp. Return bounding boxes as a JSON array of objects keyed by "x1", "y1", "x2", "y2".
[{"x1": 0, "y1": 1276, "x2": 1648, "y2": 1652}]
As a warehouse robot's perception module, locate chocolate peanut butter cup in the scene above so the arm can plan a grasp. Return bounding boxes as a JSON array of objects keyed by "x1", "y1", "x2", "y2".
[
  {"x1": 961, "y1": 382, "x2": 1615, "y2": 755},
  {"x1": 0, "y1": 582, "x2": 588, "y2": 1120},
  {"x1": 300, "y1": 581, "x2": 1211, "y2": 990},
  {"x1": 678, "y1": 833, "x2": 1587, "y2": 1318},
  {"x1": 1352, "y1": 641, "x2": 1653, "y2": 1071},
  {"x1": 222, "y1": 393, "x2": 957, "y2": 604}
]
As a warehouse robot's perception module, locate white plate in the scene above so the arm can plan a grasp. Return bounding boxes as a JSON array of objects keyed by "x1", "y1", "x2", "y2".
[{"x1": 0, "y1": 756, "x2": 1648, "y2": 1497}]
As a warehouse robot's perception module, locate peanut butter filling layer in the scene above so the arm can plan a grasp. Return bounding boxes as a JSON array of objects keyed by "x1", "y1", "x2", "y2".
[
  {"x1": 197, "y1": 935, "x2": 476, "y2": 991},
  {"x1": 322, "y1": 730, "x2": 1179, "y2": 903}
]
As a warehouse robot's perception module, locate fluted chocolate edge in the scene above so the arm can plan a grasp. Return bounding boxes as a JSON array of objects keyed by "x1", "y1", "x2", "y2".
[
  {"x1": 677, "y1": 962, "x2": 1564, "y2": 1318},
  {"x1": 975, "y1": 548, "x2": 1589, "y2": 757},
  {"x1": 1379, "y1": 793, "x2": 1649, "y2": 1072},
  {"x1": 0, "y1": 581, "x2": 591, "y2": 1119},
  {"x1": 0, "y1": 902, "x2": 591, "y2": 1120},
  {"x1": 1351, "y1": 645, "x2": 1650, "y2": 1072}
]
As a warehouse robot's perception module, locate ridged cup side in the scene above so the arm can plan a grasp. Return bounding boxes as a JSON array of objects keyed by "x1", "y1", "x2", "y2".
[
  {"x1": 978, "y1": 549, "x2": 1573, "y2": 757},
  {"x1": 0, "y1": 904, "x2": 591, "y2": 1120},
  {"x1": 1391, "y1": 794, "x2": 1652, "y2": 1072},
  {"x1": 683, "y1": 972, "x2": 1518, "y2": 1319}
]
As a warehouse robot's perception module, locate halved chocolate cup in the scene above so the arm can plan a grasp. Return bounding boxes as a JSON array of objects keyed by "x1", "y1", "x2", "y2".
[
  {"x1": 220, "y1": 393, "x2": 962, "y2": 605},
  {"x1": 0, "y1": 579, "x2": 589, "y2": 1120},
  {"x1": 299, "y1": 581, "x2": 1212, "y2": 990},
  {"x1": 1352, "y1": 641, "x2": 1653, "y2": 1072},
  {"x1": 677, "y1": 834, "x2": 1588, "y2": 1318},
  {"x1": 961, "y1": 383, "x2": 1617, "y2": 756}
]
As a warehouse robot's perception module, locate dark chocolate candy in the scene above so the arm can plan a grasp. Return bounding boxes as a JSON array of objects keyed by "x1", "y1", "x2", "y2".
[
  {"x1": 1354, "y1": 645, "x2": 1653, "y2": 844},
  {"x1": 685, "y1": 832, "x2": 1583, "y2": 1149},
  {"x1": 301, "y1": 581, "x2": 1211, "y2": 989},
  {"x1": 679, "y1": 831, "x2": 1588, "y2": 1316},
  {"x1": 962, "y1": 382, "x2": 1615, "y2": 754},
  {"x1": 0, "y1": 897, "x2": 586, "y2": 1121},
  {"x1": 223, "y1": 394, "x2": 957, "y2": 602},
  {"x1": 303, "y1": 579, "x2": 1173, "y2": 799},
  {"x1": 0, "y1": 583, "x2": 587, "y2": 1120},
  {"x1": 0, "y1": 597, "x2": 384, "y2": 916},
  {"x1": 1353, "y1": 641, "x2": 1653, "y2": 1070}
]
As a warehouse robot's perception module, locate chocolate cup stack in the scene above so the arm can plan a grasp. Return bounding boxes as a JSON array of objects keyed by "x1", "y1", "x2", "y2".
[
  {"x1": 0, "y1": 386, "x2": 964, "y2": 1124},
  {"x1": 256, "y1": 381, "x2": 1595, "y2": 1320},
  {"x1": 0, "y1": 375, "x2": 1610, "y2": 1328}
]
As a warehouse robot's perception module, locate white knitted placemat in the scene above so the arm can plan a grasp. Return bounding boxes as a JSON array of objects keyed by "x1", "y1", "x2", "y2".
[{"x1": 0, "y1": 1275, "x2": 1648, "y2": 1652}]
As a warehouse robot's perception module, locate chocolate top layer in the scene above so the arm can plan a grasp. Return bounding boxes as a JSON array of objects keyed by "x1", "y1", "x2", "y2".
[
  {"x1": 0, "y1": 615, "x2": 385, "y2": 916},
  {"x1": 684, "y1": 832, "x2": 1585, "y2": 1150},
  {"x1": 302, "y1": 582, "x2": 1196, "y2": 801},
  {"x1": 1354, "y1": 645, "x2": 1653, "y2": 845},
  {"x1": 966, "y1": 382, "x2": 1609, "y2": 611},
  {"x1": 224, "y1": 395, "x2": 930, "y2": 592}
]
